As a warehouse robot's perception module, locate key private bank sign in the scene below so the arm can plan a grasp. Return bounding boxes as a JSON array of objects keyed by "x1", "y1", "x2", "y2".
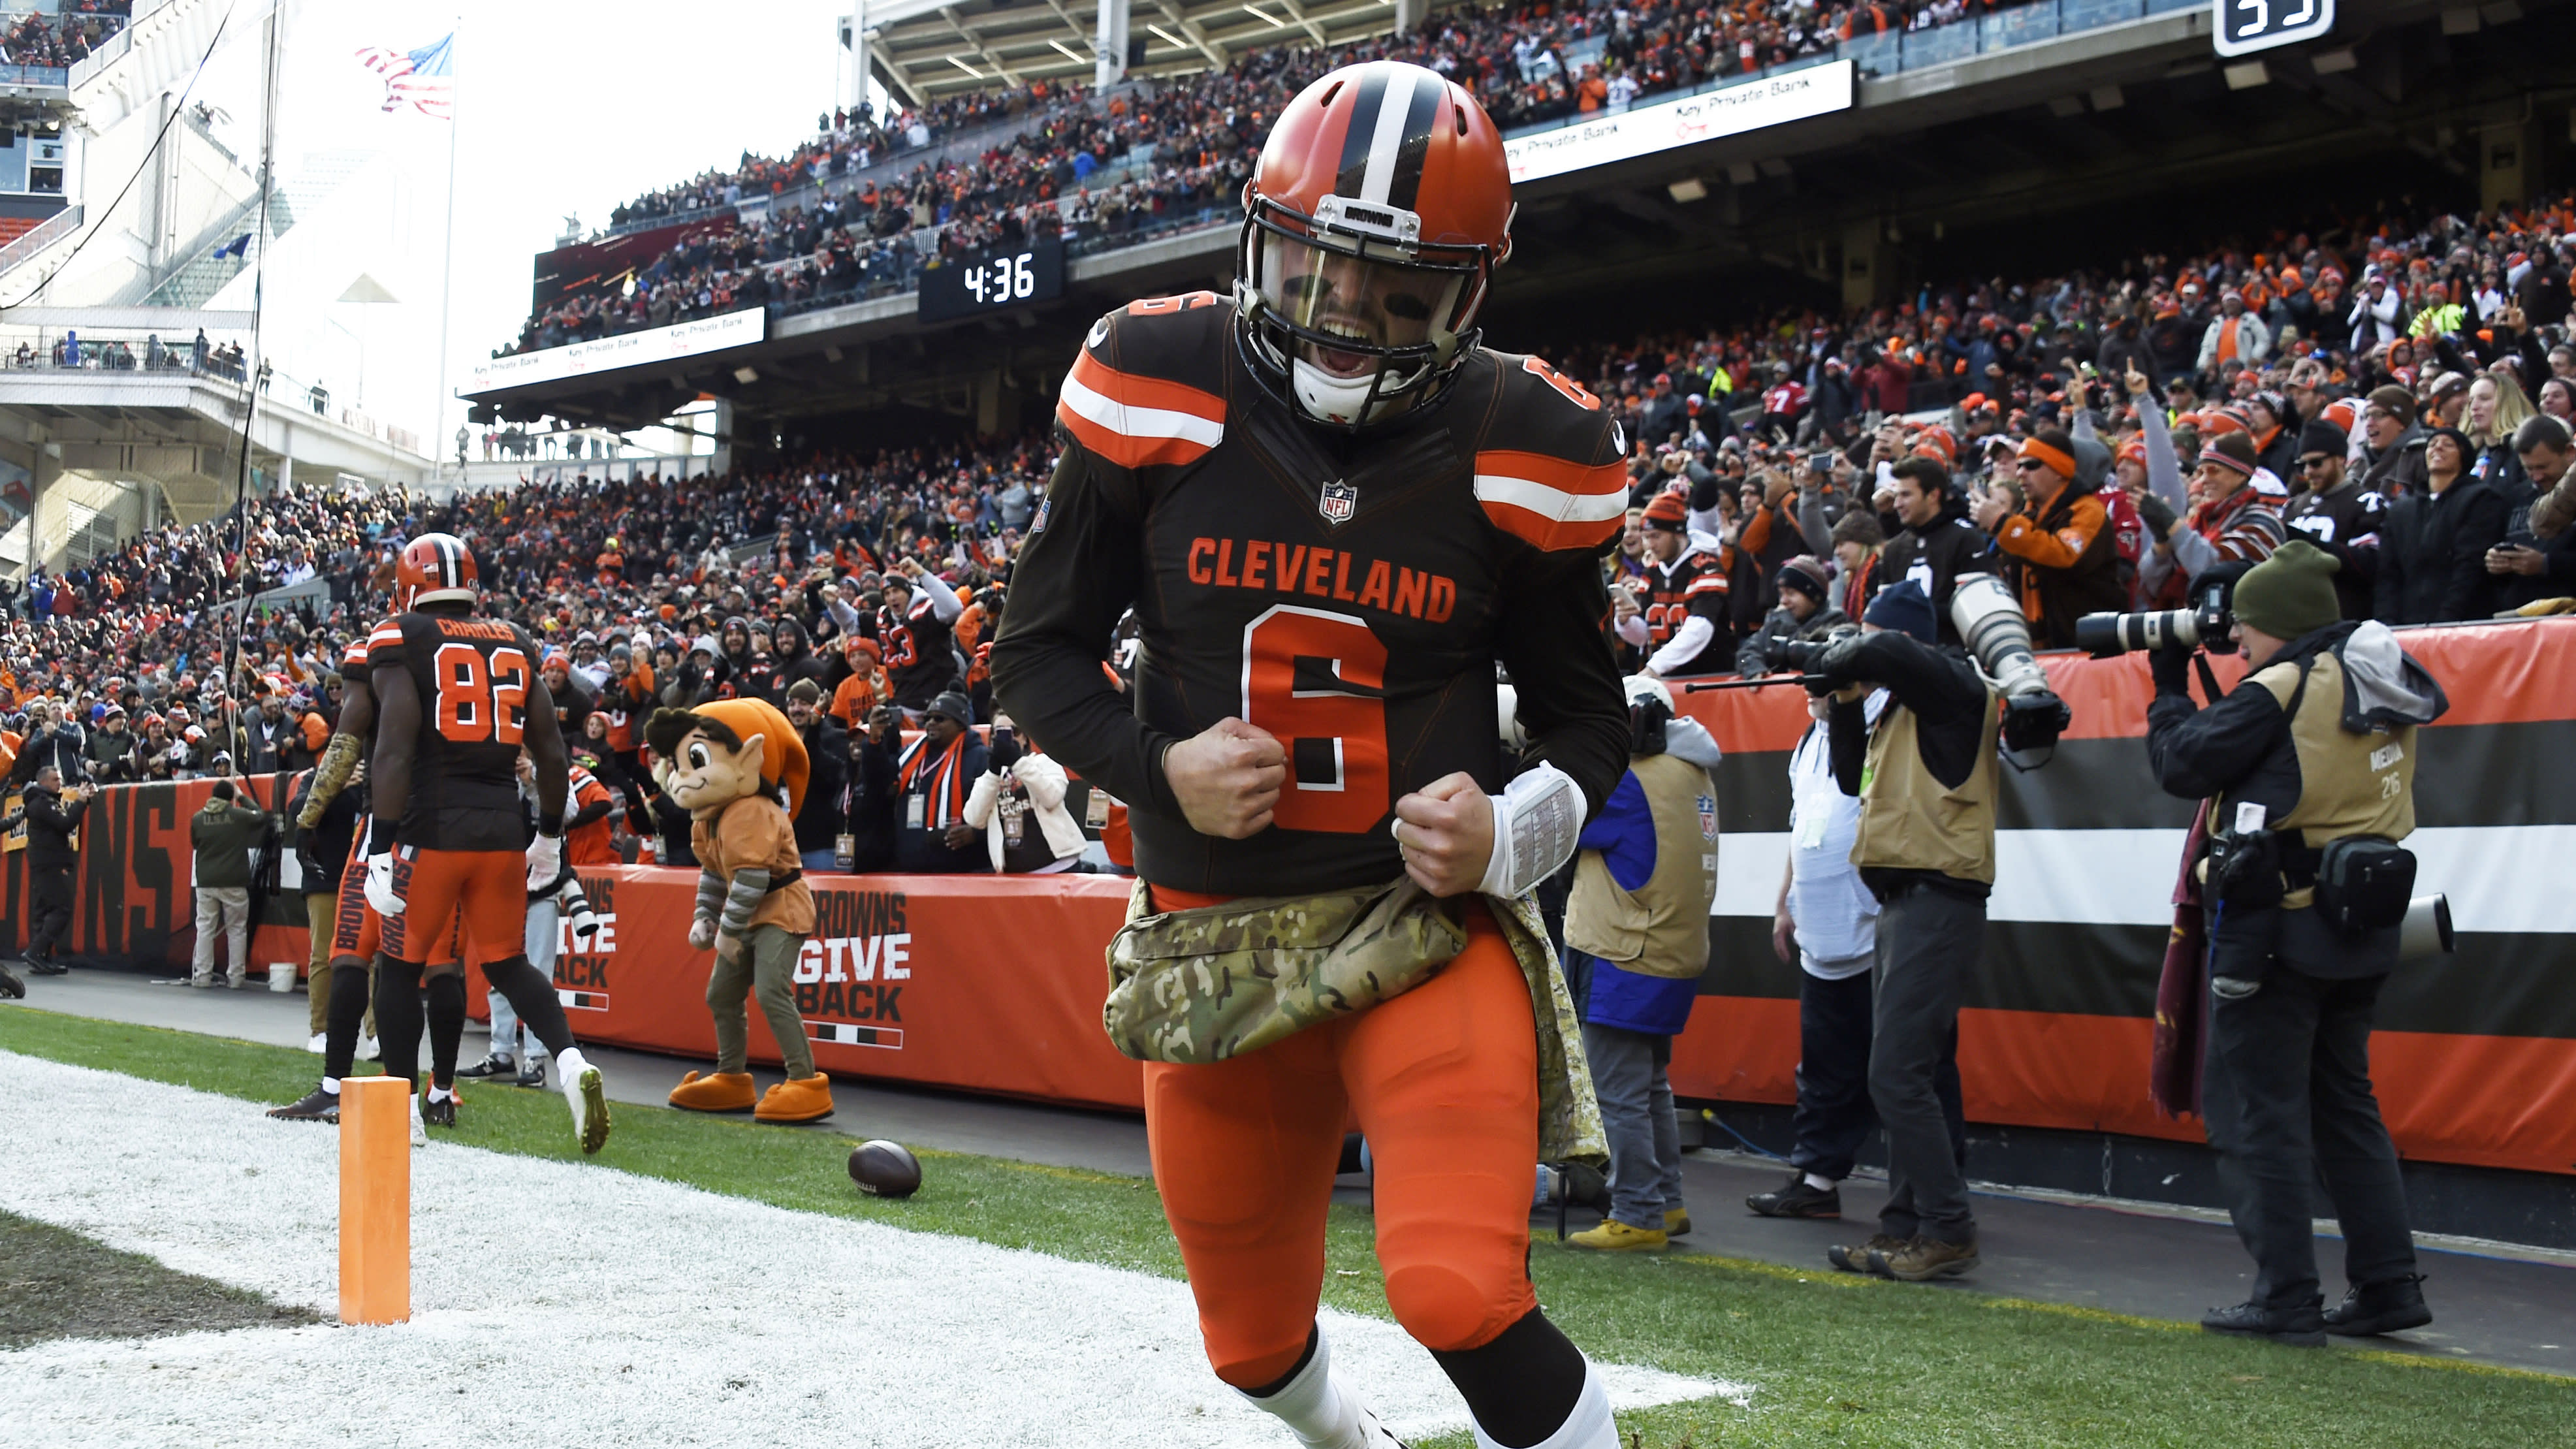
[{"x1": 1502, "y1": 59, "x2": 1856, "y2": 186}]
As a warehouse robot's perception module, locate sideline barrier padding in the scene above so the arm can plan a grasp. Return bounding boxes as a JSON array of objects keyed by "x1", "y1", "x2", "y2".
[{"x1": 7, "y1": 618, "x2": 2571, "y2": 1171}]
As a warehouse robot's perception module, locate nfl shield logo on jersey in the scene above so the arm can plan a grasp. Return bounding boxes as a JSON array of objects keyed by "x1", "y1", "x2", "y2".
[
  {"x1": 1696, "y1": 794, "x2": 1717, "y2": 840},
  {"x1": 1318, "y1": 479, "x2": 1358, "y2": 526}
]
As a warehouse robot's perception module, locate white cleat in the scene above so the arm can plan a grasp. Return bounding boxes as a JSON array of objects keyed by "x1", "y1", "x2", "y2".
[
  {"x1": 409, "y1": 1091, "x2": 426, "y2": 1149},
  {"x1": 556, "y1": 1047, "x2": 610, "y2": 1154},
  {"x1": 305, "y1": 1032, "x2": 327, "y2": 1054},
  {"x1": 357, "y1": 1035, "x2": 381, "y2": 1062}
]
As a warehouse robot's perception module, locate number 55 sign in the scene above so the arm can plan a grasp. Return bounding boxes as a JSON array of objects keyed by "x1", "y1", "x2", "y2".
[{"x1": 2213, "y1": 0, "x2": 2332, "y2": 56}]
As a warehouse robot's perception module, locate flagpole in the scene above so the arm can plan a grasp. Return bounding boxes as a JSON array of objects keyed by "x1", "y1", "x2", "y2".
[{"x1": 431, "y1": 20, "x2": 460, "y2": 492}]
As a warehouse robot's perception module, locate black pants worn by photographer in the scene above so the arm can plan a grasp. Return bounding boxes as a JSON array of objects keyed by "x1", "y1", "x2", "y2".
[{"x1": 2141, "y1": 541, "x2": 2449, "y2": 1344}]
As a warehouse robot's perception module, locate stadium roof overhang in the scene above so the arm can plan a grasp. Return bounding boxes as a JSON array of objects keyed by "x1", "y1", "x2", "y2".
[{"x1": 857, "y1": 0, "x2": 1446, "y2": 106}]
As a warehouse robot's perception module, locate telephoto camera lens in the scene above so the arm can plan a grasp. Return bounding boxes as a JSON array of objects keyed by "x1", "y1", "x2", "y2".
[
  {"x1": 2074, "y1": 607, "x2": 2207, "y2": 658},
  {"x1": 1950, "y1": 574, "x2": 2072, "y2": 761}
]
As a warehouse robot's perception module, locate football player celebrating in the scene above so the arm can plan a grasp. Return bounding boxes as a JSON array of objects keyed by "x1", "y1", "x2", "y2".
[
  {"x1": 993, "y1": 61, "x2": 1632, "y2": 1449},
  {"x1": 364, "y1": 533, "x2": 612, "y2": 1154}
]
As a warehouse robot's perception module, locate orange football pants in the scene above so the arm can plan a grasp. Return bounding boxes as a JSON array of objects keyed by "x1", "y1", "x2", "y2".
[
  {"x1": 379, "y1": 846, "x2": 522, "y2": 969},
  {"x1": 1144, "y1": 890, "x2": 1539, "y2": 1389}
]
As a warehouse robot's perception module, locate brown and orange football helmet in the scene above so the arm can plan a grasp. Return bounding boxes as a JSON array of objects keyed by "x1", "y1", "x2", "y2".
[
  {"x1": 393, "y1": 532, "x2": 479, "y2": 611},
  {"x1": 1235, "y1": 60, "x2": 1514, "y2": 429}
]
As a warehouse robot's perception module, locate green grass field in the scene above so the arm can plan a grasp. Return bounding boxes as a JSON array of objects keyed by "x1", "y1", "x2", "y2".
[{"x1": 3, "y1": 1006, "x2": 2567, "y2": 1448}]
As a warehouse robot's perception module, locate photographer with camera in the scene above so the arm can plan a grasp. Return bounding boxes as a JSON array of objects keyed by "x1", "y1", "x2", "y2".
[
  {"x1": 1802, "y1": 579, "x2": 1999, "y2": 1284},
  {"x1": 2144, "y1": 540, "x2": 2448, "y2": 1348}
]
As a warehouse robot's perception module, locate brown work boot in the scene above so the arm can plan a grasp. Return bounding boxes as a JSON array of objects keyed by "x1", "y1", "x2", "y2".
[
  {"x1": 1826, "y1": 1235, "x2": 1907, "y2": 1275},
  {"x1": 1873, "y1": 1234, "x2": 1980, "y2": 1282}
]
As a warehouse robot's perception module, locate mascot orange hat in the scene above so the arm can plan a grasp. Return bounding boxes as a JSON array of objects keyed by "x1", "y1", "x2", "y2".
[{"x1": 692, "y1": 697, "x2": 812, "y2": 820}]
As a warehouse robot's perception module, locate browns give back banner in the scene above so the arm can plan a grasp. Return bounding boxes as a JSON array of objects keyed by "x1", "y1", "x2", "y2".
[{"x1": 7, "y1": 618, "x2": 2571, "y2": 1175}]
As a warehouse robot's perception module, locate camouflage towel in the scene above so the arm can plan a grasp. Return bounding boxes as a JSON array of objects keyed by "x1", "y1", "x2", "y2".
[{"x1": 1104, "y1": 878, "x2": 1607, "y2": 1168}]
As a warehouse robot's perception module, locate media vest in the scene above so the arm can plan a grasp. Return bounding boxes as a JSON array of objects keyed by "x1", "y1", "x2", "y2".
[
  {"x1": 2231, "y1": 650, "x2": 2416, "y2": 912},
  {"x1": 1564, "y1": 752, "x2": 1719, "y2": 978},
  {"x1": 1851, "y1": 690, "x2": 2001, "y2": 887}
]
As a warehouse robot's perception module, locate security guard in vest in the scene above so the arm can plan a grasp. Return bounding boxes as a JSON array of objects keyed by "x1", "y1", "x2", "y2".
[
  {"x1": 1808, "y1": 579, "x2": 2001, "y2": 1283},
  {"x1": 2145, "y1": 540, "x2": 2448, "y2": 1346},
  {"x1": 1560, "y1": 677, "x2": 1724, "y2": 1252}
]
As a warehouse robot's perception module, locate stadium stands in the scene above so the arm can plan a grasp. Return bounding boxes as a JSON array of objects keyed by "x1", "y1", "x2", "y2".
[
  {"x1": 17, "y1": 194, "x2": 2576, "y2": 771},
  {"x1": 1, "y1": 3, "x2": 128, "y2": 70},
  {"x1": 499, "y1": 0, "x2": 2095, "y2": 357}
]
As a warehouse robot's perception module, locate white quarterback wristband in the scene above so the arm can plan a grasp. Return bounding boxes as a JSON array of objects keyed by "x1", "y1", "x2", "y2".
[{"x1": 1476, "y1": 762, "x2": 1584, "y2": 900}]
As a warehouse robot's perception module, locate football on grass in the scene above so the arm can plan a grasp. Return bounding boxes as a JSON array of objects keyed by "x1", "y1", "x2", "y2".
[{"x1": 848, "y1": 1139, "x2": 922, "y2": 1198}]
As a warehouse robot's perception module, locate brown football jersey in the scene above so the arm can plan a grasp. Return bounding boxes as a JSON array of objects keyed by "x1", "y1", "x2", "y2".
[
  {"x1": 993, "y1": 294, "x2": 1632, "y2": 896},
  {"x1": 370, "y1": 611, "x2": 541, "y2": 852}
]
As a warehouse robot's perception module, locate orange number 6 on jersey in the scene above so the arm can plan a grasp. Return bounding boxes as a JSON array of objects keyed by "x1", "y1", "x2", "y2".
[
  {"x1": 433, "y1": 644, "x2": 530, "y2": 746},
  {"x1": 1241, "y1": 606, "x2": 1390, "y2": 834},
  {"x1": 1521, "y1": 355, "x2": 1602, "y2": 411}
]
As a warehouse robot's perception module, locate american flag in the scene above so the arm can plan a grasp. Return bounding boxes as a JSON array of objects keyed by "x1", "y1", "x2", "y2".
[{"x1": 355, "y1": 33, "x2": 454, "y2": 120}]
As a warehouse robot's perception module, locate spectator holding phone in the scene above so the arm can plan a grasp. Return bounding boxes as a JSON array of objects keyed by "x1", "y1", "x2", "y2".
[
  {"x1": 962, "y1": 714, "x2": 1086, "y2": 874},
  {"x1": 2490, "y1": 415, "x2": 2576, "y2": 609}
]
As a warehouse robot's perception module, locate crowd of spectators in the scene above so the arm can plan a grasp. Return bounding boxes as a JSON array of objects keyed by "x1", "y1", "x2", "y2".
[
  {"x1": 505, "y1": 0, "x2": 1986, "y2": 354},
  {"x1": 599, "y1": 81, "x2": 1094, "y2": 235},
  {"x1": 2, "y1": 435, "x2": 1049, "y2": 872},
  {"x1": 1597, "y1": 197, "x2": 2576, "y2": 677},
  {"x1": 1, "y1": 2, "x2": 128, "y2": 69},
  {"x1": 17, "y1": 193, "x2": 2576, "y2": 875}
]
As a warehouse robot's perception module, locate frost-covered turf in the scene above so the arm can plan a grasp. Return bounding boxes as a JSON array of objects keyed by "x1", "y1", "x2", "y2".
[{"x1": 0, "y1": 1049, "x2": 1735, "y2": 1448}]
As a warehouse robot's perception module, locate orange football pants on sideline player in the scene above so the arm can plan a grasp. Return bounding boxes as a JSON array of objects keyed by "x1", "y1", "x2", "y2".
[
  {"x1": 1143, "y1": 889, "x2": 1540, "y2": 1389},
  {"x1": 379, "y1": 846, "x2": 525, "y2": 968}
]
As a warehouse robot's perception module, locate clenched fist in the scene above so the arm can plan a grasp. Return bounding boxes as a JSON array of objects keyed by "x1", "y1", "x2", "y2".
[
  {"x1": 1162, "y1": 717, "x2": 1286, "y2": 839},
  {"x1": 1391, "y1": 772, "x2": 1495, "y2": 899}
]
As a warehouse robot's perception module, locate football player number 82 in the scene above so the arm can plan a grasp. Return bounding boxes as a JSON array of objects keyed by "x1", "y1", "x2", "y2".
[
  {"x1": 434, "y1": 643, "x2": 530, "y2": 746},
  {"x1": 1241, "y1": 606, "x2": 1389, "y2": 833}
]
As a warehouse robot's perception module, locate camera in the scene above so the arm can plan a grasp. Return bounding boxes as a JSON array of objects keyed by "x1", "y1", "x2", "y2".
[
  {"x1": 2075, "y1": 565, "x2": 2244, "y2": 658},
  {"x1": 1755, "y1": 622, "x2": 1860, "y2": 678},
  {"x1": 1950, "y1": 573, "x2": 2071, "y2": 764}
]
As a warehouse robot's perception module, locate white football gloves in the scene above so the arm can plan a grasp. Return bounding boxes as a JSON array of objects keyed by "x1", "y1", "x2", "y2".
[
  {"x1": 362, "y1": 852, "x2": 404, "y2": 918},
  {"x1": 525, "y1": 832, "x2": 564, "y2": 894}
]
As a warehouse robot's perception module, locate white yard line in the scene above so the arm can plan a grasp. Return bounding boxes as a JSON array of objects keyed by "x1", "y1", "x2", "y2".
[{"x1": 0, "y1": 1051, "x2": 1741, "y2": 1448}]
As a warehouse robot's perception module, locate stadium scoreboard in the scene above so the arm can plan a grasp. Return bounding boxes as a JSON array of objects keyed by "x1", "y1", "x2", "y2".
[
  {"x1": 2212, "y1": 0, "x2": 2332, "y2": 56},
  {"x1": 918, "y1": 238, "x2": 1066, "y2": 323}
]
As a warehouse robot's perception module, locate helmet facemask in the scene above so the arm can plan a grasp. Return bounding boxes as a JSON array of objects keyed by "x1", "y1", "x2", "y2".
[{"x1": 1236, "y1": 193, "x2": 1496, "y2": 430}]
